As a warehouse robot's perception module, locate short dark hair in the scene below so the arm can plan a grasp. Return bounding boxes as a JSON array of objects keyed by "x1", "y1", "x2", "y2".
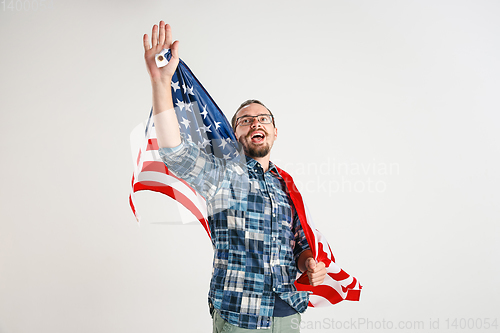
[{"x1": 231, "y1": 99, "x2": 275, "y2": 131}]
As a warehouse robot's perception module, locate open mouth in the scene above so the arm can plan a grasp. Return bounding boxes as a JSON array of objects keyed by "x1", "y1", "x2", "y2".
[{"x1": 250, "y1": 131, "x2": 265, "y2": 144}]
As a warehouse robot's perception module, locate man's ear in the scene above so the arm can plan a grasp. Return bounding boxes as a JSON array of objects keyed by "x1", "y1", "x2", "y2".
[{"x1": 274, "y1": 127, "x2": 278, "y2": 139}]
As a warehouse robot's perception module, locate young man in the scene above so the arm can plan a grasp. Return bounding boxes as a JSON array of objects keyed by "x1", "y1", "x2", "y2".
[{"x1": 143, "y1": 21, "x2": 327, "y2": 332}]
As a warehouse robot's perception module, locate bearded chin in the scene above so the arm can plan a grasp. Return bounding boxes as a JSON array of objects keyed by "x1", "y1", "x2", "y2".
[
  {"x1": 246, "y1": 144, "x2": 271, "y2": 158},
  {"x1": 239, "y1": 138, "x2": 271, "y2": 158}
]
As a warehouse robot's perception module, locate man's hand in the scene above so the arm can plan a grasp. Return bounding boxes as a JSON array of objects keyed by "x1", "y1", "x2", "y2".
[
  {"x1": 143, "y1": 21, "x2": 181, "y2": 148},
  {"x1": 143, "y1": 21, "x2": 180, "y2": 85},
  {"x1": 305, "y1": 257, "x2": 326, "y2": 287},
  {"x1": 297, "y1": 250, "x2": 327, "y2": 286}
]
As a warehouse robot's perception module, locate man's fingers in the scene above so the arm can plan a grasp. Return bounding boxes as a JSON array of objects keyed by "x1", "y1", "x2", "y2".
[
  {"x1": 165, "y1": 23, "x2": 173, "y2": 48},
  {"x1": 310, "y1": 261, "x2": 326, "y2": 273},
  {"x1": 308, "y1": 270, "x2": 326, "y2": 279},
  {"x1": 158, "y1": 21, "x2": 166, "y2": 46},
  {"x1": 308, "y1": 271, "x2": 326, "y2": 286},
  {"x1": 171, "y1": 40, "x2": 180, "y2": 59},
  {"x1": 308, "y1": 276, "x2": 324, "y2": 286},
  {"x1": 315, "y1": 261, "x2": 326, "y2": 271},
  {"x1": 310, "y1": 279, "x2": 324, "y2": 286},
  {"x1": 306, "y1": 258, "x2": 316, "y2": 271},
  {"x1": 309, "y1": 272, "x2": 326, "y2": 281},
  {"x1": 151, "y1": 24, "x2": 158, "y2": 47},
  {"x1": 143, "y1": 34, "x2": 150, "y2": 51},
  {"x1": 307, "y1": 260, "x2": 326, "y2": 286}
]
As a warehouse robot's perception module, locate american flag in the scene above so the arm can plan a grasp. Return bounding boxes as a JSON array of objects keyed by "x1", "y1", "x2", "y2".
[
  {"x1": 276, "y1": 167, "x2": 362, "y2": 305},
  {"x1": 130, "y1": 49, "x2": 361, "y2": 306}
]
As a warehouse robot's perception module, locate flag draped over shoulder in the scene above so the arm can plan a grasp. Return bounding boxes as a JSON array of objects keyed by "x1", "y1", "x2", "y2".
[
  {"x1": 130, "y1": 49, "x2": 361, "y2": 306},
  {"x1": 276, "y1": 167, "x2": 362, "y2": 305}
]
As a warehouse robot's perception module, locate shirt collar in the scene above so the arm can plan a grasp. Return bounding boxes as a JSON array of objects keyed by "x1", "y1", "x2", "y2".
[{"x1": 245, "y1": 155, "x2": 281, "y2": 177}]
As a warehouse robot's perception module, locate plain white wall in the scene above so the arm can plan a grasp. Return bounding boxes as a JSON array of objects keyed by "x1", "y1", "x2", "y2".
[{"x1": 1, "y1": 0, "x2": 499, "y2": 332}]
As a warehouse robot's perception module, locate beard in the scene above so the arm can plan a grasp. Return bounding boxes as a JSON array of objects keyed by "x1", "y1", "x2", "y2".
[
  {"x1": 242, "y1": 141, "x2": 271, "y2": 158},
  {"x1": 238, "y1": 131, "x2": 272, "y2": 158}
]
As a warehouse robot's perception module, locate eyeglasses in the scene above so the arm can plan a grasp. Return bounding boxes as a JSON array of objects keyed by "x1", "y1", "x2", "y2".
[{"x1": 236, "y1": 114, "x2": 274, "y2": 127}]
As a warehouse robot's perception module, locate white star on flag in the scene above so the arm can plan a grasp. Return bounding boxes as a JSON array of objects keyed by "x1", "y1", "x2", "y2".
[
  {"x1": 200, "y1": 124, "x2": 212, "y2": 133},
  {"x1": 201, "y1": 137, "x2": 211, "y2": 148},
  {"x1": 176, "y1": 99, "x2": 185, "y2": 111},
  {"x1": 219, "y1": 139, "x2": 228, "y2": 150},
  {"x1": 200, "y1": 105, "x2": 208, "y2": 119},
  {"x1": 180, "y1": 117, "x2": 191, "y2": 129},
  {"x1": 171, "y1": 80, "x2": 180, "y2": 92}
]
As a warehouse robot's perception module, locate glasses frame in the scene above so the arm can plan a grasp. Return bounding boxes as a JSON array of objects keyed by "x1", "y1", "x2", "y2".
[{"x1": 236, "y1": 114, "x2": 274, "y2": 127}]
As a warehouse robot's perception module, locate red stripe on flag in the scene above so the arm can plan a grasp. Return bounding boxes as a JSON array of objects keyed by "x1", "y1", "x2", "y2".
[
  {"x1": 345, "y1": 289, "x2": 361, "y2": 301},
  {"x1": 141, "y1": 160, "x2": 168, "y2": 173},
  {"x1": 136, "y1": 149, "x2": 142, "y2": 165},
  {"x1": 345, "y1": 277, "x2": 359, "y2": 291},
  {"x1": 301, "y1": 284, "x2": 346, "y2": 305},
  {"x1": 129, "y1": 193, "x2": 137, "y2": 218},
  {"x1": 275, "y1": 167, "x2": 317, "y2": 258},
  {"x1": 316, "y1": 241, "x2": 333, "y2": 267},
  {"x1": 147, "y1": 138, "x2": 159, "y2": 151},
  {"x1": 328, "y1": 269, "x2": 350, "y2": 281},
  {"x1": 133, "y1": 181, "x2": 211, "y2": 238}
]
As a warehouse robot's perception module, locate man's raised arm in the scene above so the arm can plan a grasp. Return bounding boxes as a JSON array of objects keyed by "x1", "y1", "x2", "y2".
[{"x1": 143, "y1": 21, "x2": 181, "y2": 148}]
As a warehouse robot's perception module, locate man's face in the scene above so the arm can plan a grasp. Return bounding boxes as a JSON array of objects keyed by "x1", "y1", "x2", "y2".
[{"x1": 234, "y1": 103, "x2": 278, "y2": 159}]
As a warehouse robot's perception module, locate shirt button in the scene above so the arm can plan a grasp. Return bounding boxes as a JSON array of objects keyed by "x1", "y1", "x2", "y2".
[
  {"x1": 273, "y1": 287, "x2": 276, "y2": 291},
  {"x1": 272, "y1": 213, "x2": 276, "y2": 217},
  {"x1": 273, "y1": 237, "x2": 276, "y2": 241}
]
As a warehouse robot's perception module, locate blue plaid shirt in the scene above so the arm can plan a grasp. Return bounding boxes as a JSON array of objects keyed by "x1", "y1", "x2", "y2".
[{"x1": 159, "y1": 135, "x2": 310, "y2": 329}]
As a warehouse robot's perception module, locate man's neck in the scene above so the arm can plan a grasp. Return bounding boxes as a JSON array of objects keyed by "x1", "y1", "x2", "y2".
[{"x1": 248, "y1": 155, "x2": 271, "y2": 172}]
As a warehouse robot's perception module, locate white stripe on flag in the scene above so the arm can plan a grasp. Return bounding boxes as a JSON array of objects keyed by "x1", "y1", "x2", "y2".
[{"x1": 137, "y1": 171, "x2": 206, "y2": 212}]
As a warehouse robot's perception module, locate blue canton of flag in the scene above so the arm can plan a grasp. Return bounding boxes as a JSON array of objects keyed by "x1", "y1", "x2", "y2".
[{"x1": 165, "y1": 49, "x2": 241, "y2": 160}]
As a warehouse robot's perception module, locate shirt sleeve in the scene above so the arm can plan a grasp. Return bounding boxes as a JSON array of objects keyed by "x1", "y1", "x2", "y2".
[
  {"x1": 159, "y1": 141, "x2": 183, "y2": 154},
  {"x1": 158, "y1": 134, "x2": 228, "y2": 201}
]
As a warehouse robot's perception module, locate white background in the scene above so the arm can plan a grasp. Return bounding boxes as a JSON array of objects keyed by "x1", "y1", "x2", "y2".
[{"x1": 1, "y1": 0, "x2": 499, "y2": 332}]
